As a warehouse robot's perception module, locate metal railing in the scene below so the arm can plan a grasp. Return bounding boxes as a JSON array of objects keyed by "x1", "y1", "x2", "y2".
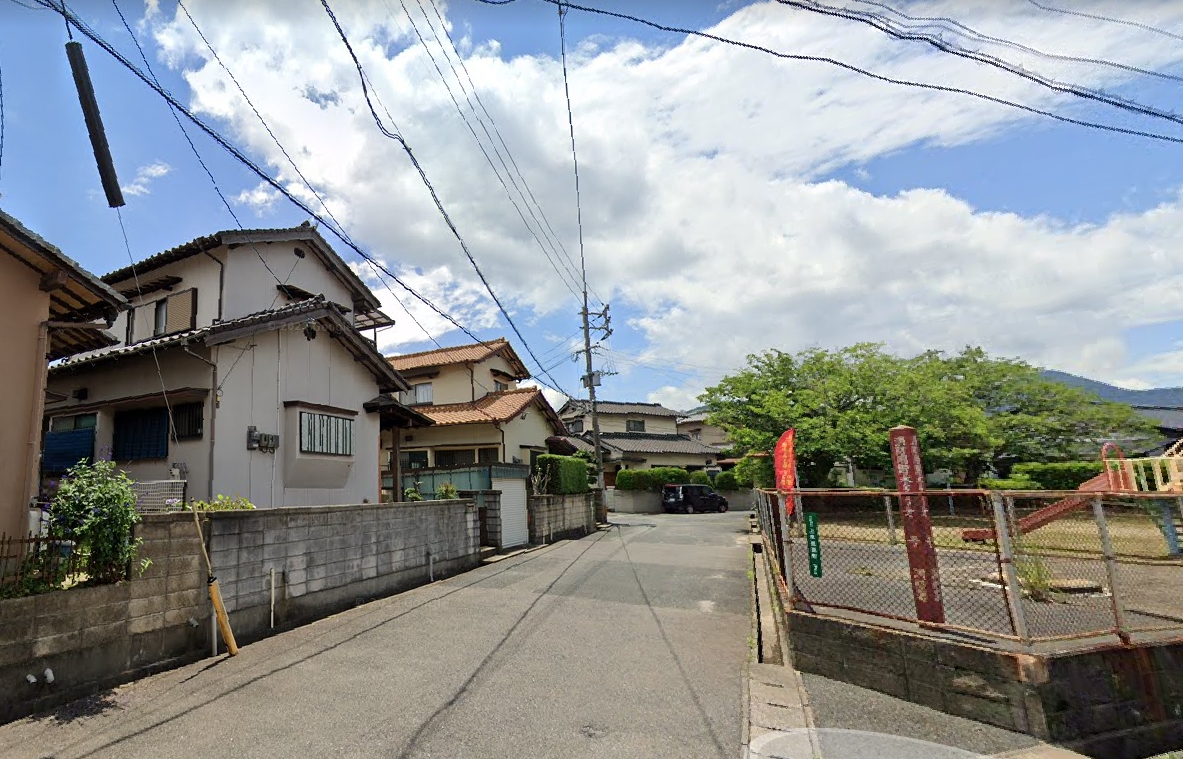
[
  {"x1": 753, "y1": 488, "x2": 1183, "y2": 648},
  {"x1": 0, "y1": 532, "x2": 87, "y2": 598}
]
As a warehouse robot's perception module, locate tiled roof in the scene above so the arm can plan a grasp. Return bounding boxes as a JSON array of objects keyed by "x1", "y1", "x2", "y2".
[
  {"x1": 388, "y1": 338, "x2": 530, "y2": 379},
  {"x1": 419, "y1": 388, "x2": 552, "y2": 426},
  {"x1": 51, "y1": 297, "x2": 408, "y2": 393},
  {"x1": 559, "y1": 400, "x2": 683, "y2": 418},
  {"x1": 598, "y1": 432, "x2": 722, "y2": 455},
  {"x1": 546, "y1": 435, "x2": 605, "y2": 454},
  {"x1": 100, "y1": 225, "x2": 382, "y2": 313},
  {"x1": 1133, "y1": 406, "x2": 1183, "y2": 432}
]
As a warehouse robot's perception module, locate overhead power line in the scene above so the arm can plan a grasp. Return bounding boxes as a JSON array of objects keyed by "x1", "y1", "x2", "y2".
[
  {"x1": 847, "y1": 0, "x2": 1183, "y2": 84},
  {"x1": 389, "y1": 0, "x2": 584, "y2": 300},
  {"x1": 420, "y1": 0, "x2": 602, "y2": 306},
  {"x1": 39, "y1": 0, "x2": 493, "y2": 364},
  {"x1": 174, "y1": 0, "x2": 442, "y2": 350},
  {"x1": 1025, "y1": 0, "x2": 1183, "y2": 43},
  {"x1": 318, "y1": 0, "x2": 574, "y2": 397},
  {"x1": 473, "y1": 0, "x2": 1183, "y2": 146},
  {"x1": 776, "y1": 0, "x2": 1183, "y2": 132}
]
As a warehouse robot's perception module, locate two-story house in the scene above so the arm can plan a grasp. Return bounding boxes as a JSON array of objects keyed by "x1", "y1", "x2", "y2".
[
  {"x1": 1, "y1": 208, "x2": 127, "y2": 539},
  {"x1": 677, "y1": 406, "x2": 732, "y2": 449},
  {"x1": 384, "y1": 338, "x2": 566, "y2": 474},
  {"x1": 556, "y1": 400, "x2": 721, "y2": 484},
  {"x1": 42, "y1": 224, "x2": 422, "y2": 508}
]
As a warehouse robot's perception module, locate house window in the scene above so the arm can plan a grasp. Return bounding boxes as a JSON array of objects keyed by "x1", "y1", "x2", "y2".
[
  {"x1": 401, "y1": 382, "x2": 433, "y2": 406},
  {"x1": 435, "y1": 449, "x2": 476, "y2": 467},
  {"x1": 626, "y1": 419, "x2": 646, "y2": 432},
  {"x1": 113, "y1": 408, "x2": 170, "y2": 461},
  {"x1": 50, "y1": 413, "x2": 97, "y2": 432},
  {"x1": 478, "y1": 447, "x2": 500, "y2": 463},
  {"x1": 172, "y1": 402, "x2": 204, "y2": 440},
  {"x1": 568, "y1": 419, "x2": 584, "y2": 433},
  {"x1": 127, "y1": 289, "x2": 197, "y2": 343},
  {"x1": 691, "y1": 429, "x2": 702, "y2": 441},
  {"x1": 400, "y1": 450, "x2": 429, "y2": 470},
  {"x1": 299, "y1": 412, "x2": 354, "y2": 456}
]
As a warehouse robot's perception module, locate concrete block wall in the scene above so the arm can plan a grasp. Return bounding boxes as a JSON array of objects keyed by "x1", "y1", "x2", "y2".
[
  {"x1": 207, "y1": 500, "x2": 481, "y2": 640},
  {"x1": 461, "y1": 490, "x2": 501, "y2": 548},
  {"x1": 528, "y1": 493, "x2": 596, "y2": 544},
  {"x1": 0, "y1": 512, "x2": 210, "y2": 723},
  {"x1": 603, "y1": 489, "x2": 662, "y2": 514}
]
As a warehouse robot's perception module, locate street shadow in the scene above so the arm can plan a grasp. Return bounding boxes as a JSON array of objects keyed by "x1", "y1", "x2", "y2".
[{"x1": 30, "y1": 689, "x2": 126, "y2": 725}]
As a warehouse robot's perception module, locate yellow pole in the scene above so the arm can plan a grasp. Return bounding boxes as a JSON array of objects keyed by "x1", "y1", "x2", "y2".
[{"x1": 191, "y1": 505, "x2": 238, "y2": 656}]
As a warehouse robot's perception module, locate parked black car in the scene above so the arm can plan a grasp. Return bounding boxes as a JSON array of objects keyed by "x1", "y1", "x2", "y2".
[{"x1": 662, "y1": 484, "x2": 729, "y2": 514}]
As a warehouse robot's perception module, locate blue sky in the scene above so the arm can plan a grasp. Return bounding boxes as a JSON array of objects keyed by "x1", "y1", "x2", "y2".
[{"x1": 5, "y1": 0, "x2": 1183, "y2": 407}]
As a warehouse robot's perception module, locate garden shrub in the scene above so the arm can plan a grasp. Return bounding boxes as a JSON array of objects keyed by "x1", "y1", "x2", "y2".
[
  {"x1": 979, "y1": 476, "x2": 1043, "y2": 490},
  {"x1": 50, "y1": 460, "x2": 142, "y2": 585},
  {"x1": 534, "y1": 454, "x2": 590, "y2": 495},
  {"x1": 689, "y1": 470, "x2": 712, "y2": 485},
  {"x1": 647, "y1": 467, "x2": 691, "y2": 490},
  {"x1": 436, "y1": 482, "x2": 460, "y2": 500},
  {"x1": 1010, "y1": 461, "x2": 1105, "y2": 491},
  {"x1": 404, "y1": 487, "x2": 424, "y2": 502},
  {"x1": 614, "y1": 469, "x2": 651, "y2": 491},
  {"x1": 187, "y1": 494, "x2": 255, "y2": 511},
  {"x1": 734, "y1": 455, "x2": 775, "y2": 489},
  {"x1": 714, "y1": 471, "x2": 739, "y2": 491}
]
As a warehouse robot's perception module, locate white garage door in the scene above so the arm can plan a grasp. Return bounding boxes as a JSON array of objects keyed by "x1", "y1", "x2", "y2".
[{"x1": 492, "y1": 477, "x2": 529, "y2": 548}]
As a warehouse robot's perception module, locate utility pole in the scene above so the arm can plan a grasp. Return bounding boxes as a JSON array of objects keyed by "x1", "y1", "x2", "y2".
[{"x1": 580, "y1": 303, "x2": 611, "y2": 489}]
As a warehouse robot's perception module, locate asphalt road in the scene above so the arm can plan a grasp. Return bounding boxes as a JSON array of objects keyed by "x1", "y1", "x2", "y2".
[{"x1": 0, "y1": 513, "x2": 752, "y2": 759}]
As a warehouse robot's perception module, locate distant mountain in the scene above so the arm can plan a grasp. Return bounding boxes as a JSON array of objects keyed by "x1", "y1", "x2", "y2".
[{"x1": 1041, "y1": 370, "x2": 1183, "y2": 407}]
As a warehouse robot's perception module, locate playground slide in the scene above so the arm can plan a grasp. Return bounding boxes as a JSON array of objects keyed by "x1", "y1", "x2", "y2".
[{"x1": 961, "y1": 471, "x2": 1112, "y2": 542}]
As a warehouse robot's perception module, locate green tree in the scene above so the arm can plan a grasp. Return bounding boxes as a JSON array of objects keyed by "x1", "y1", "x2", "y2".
[{"x1": 700, "y1": 345, "x2": 1154, "y2": 486}]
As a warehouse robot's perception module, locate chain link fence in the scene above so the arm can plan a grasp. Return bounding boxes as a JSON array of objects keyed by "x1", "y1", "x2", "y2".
[{"x1": 754, "y1": 488, "x2": 1183, "y2": 647}]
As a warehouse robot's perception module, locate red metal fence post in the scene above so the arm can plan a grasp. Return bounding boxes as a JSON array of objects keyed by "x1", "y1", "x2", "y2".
[{"x1": 889, "y1": 426, "x2": 946, "y2": 624}]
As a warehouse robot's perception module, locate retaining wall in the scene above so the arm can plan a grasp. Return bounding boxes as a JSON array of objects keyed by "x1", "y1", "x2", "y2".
[
  {"x1": 787, "y1": 611, "x2": 1183, "y2": 759},
  {"x1": 603, "y1": 489, "x2": 662, "y2": 514},
  {"x1": 528, "y1": 492, "x2": 596, "y2": 544},
  {"x1": 0, "y1": 512, "x2": 210, "y2": 723}
]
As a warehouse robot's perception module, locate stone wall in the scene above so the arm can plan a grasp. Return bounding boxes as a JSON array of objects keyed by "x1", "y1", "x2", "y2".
[
  {"x1": 0, "y1": 512, "x2": 210, "y2": 723},
  {"x1": 207, "y1": 500, "x2": 481, "y2": 640},
  {"x1": 528, "y1": 492, "x2": 596, "y2": 544},
  {"x1": 787, "y1": 611, "x2": 1183, "y2": 759}
]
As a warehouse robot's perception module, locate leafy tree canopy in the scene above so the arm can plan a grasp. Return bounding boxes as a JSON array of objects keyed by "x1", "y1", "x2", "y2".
[{"x1": 701, "y1": 344, "x2": 1156, "y2": 486}]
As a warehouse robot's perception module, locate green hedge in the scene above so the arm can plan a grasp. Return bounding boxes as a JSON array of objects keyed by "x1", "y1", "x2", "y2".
[
  {"x1": 615, "y1": 469, "x2": 650, "y2": 491},
  {"x1": 714, "y1": 471, "x2": 738, "y2": 491},
  {"x1": 689, "y1": 471, "x2": 712, "y2": 485},
  {"x1": 648, "y1": 467, "x2": 691, "y2": 489},
  {"x1": 980, "y1": 476, "x2": 1043, "y2": 490},
  {"x1": 1010, "y1": 461, "x2": 1105, "y2": 491},
  {"x1": 535, "y1": 454, "x2": 590, "y2": 495}
]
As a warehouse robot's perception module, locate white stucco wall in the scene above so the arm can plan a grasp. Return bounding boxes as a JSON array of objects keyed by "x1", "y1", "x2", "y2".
[
  {"x1": 564, "y1": 412, "x2": 679, "y2": 435},
  {"x1": 212, "y1": 327, "x2": 380, "y2": 507},
  {"x1": 222, "y1": 241, "x2": 356, "y2": 322},
  {"x1": 106, "y1": 251, "x2": 225, "y2": 343},
  {"x1": 502, "y1": 406, "x2": 560, "y2": 464}
]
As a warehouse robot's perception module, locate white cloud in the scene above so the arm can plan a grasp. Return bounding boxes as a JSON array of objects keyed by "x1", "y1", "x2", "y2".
[
  {"x1": 647, "y1": 385, "x2": 704, "y2": 413},
  {"x1": 151, "y1": 1, "x2": 1183, "y2": 391},
  {"x1": 234, "y1": 182, "x2": 281, "y2": 214},
  {"x1": 122, "y1": 160, "x2": 172, "y2": 197}
]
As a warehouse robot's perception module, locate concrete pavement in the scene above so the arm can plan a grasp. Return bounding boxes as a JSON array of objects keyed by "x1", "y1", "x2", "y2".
[{"x1": 0, "y1": 513, "x2": 752, "y2": 759}]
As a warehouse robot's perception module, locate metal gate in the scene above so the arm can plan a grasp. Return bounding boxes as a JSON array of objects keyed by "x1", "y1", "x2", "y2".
[{"x1": 492, "y1": 477, "x2": 529, "y2": 548}]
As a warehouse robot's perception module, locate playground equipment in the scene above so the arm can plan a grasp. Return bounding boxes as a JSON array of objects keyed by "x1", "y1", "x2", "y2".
[{"x1": 961, "y1": 443, "x2": 1139, "y2": 542}]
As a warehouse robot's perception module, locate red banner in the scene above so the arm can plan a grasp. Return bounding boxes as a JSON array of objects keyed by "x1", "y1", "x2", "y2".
[
  {"x1": 889, "y1": 426, "x2": 945, "y2": 625},
  {"x1": 774, "y1": 428, "x2": 796, "y2": 492}
]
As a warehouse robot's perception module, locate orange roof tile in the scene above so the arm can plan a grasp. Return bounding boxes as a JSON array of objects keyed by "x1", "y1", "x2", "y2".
[
  {"x1": 387, "y1": 338, "x2": 530, "y2": 379},
  {"x1": 419, "y1": 388, "x2": 564, "y2": 432}
]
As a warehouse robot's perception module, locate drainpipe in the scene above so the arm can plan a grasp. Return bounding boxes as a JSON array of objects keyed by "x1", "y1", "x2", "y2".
[
  {"x1": 22, "y1": 322, "x2": 50, "y2": 538},
  {"x1": 494, "y1": 421, "x2": 506, "y2": 464},
  {"x1": 183, "y1": 344, "x2": 217, "y2": 503},
  {"x1": 201, "y1": 251, "x2": 225, "y2": 321},
  {"x1": 468, "y1": 364, "x2": 475, "y2": 401}
]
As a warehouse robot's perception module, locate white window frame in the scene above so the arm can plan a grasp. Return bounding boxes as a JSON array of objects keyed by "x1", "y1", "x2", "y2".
[{"x1": 299, "y1": 411, "x2": 354, "y2": 456}]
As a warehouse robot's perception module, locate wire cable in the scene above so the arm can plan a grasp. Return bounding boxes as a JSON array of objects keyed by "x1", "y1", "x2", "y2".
[
  {"x1": 319, "y1": 0, "x2": 575, "y2": 396},
  {"x1": 391, "y1": 0, "x2": 583, "y2": 300},
  {"x1": 1026, "y1": 0, "x2": 1183, "y2": 43},
  {"x1": 38, "y1": 1, "x2": 495, "y2": 363},
  {"x1": 420, "y1": 0, "x2": 601, "y2": 304},
  {"x1": 472, "y1": 0, "x2": 1183, "y2": 146},
  {"x1": 173, "y1": 0, "x2": 442, "y2": 352},
  {"x1": 0, "y1": 48, "x2": 5, "y2": 184},
  {"x1": 776, "y1": 0, "x2": 1183, "y2": 132},
  {"x1": 847, "y1": 0, "x2": 1183, "y2": 84}
]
